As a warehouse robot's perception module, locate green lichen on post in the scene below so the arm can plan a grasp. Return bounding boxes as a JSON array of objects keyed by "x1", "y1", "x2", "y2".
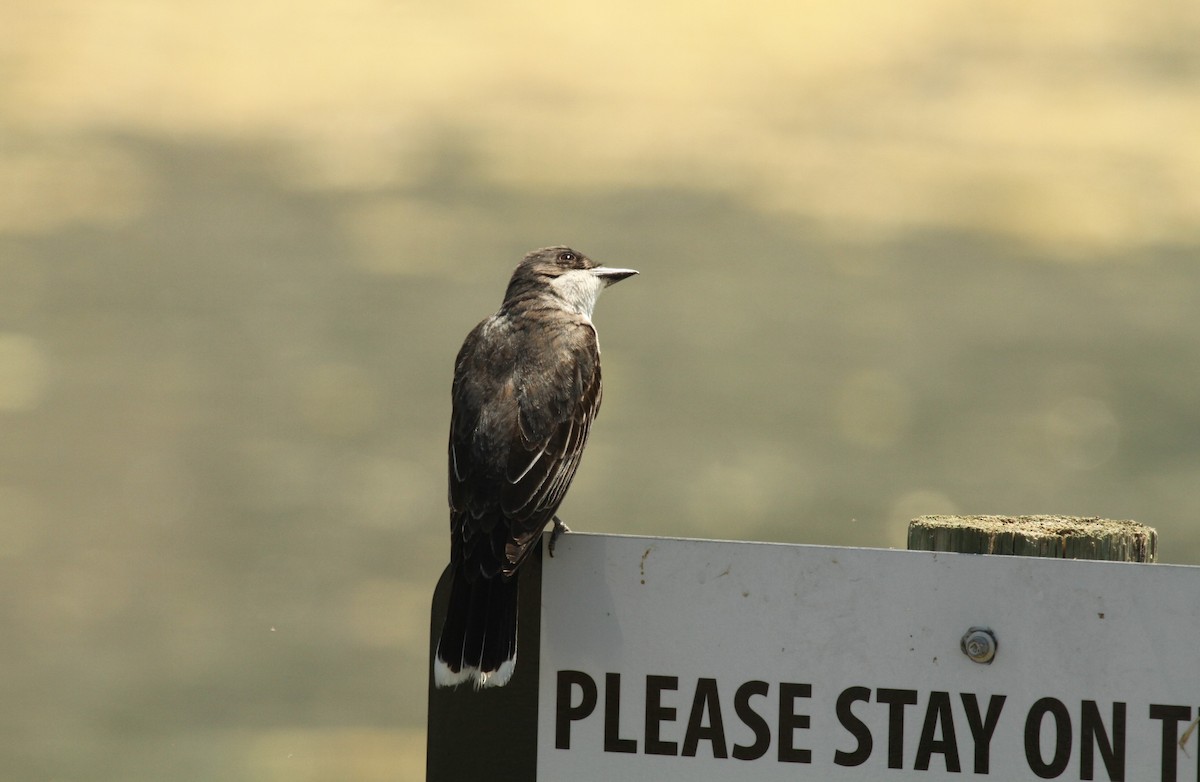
[{"x1": 907, "y1": 515, "x2": 1157, "y2": 563}]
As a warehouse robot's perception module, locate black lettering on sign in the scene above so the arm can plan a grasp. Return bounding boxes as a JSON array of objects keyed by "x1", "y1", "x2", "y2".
[
  {"x1": 1025, "y1": 697, "x2": 1072, "y2": 779},
  {"x1": 961, "y1": 693, "x2": 1006, "y2": 774},
  {"x1": 682, "y1": 678, "x2": 728, "y2": 759},
  {"x1": 1148, "y1": 704, "x2": 1192, "y2": 782},
  {"x1": 876, "y1": 688, "x2": 919, "y2": 769},
  {"x1": 732, "y1": 680, "x2": 771, "y2": 761},
  {"x1": 1080, "y1": 700, "x2": 1125, "y2": 782},
  {"x1": 555, "y1": 670, "x2": 598, "y2": 750},
  {"x1": 645, "y1": 675, "x2": 679, "y2": 756},
  {"x1": 777, "y1": 683, "x2": 812, "y2": 763},
  {"x1": 914, "y1": 691, "x2": 961, "y2": 772},
  {"x1": 604, "y1": 673, "x2": 637, "y2": 753},
  {"x1": 833, "y1": 686, "x2": 873, "y2": 767}
]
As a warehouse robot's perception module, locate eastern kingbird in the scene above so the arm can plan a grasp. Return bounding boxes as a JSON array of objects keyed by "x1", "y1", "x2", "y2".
[{"x1": 434, "y1": 246, "x2": 637, "y2": 689}]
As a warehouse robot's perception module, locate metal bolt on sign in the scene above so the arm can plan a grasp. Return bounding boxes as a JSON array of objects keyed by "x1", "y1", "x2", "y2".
[{"x1": 961, "y1": 627, "x2": 998, "y2": 664}]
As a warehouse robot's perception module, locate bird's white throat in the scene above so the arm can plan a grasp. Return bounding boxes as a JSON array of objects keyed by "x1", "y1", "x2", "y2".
[{"x1": 549, "y1": 269, "x2": 606, "y2": 318}]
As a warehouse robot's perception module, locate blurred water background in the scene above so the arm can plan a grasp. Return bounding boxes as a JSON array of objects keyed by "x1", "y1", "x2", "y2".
[{"x1": 2, "y1": 0, "x2": 1199, "y2": 778}]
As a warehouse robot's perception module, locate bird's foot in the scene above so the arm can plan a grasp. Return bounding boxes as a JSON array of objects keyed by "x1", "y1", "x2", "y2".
[{"x1": 549, "y1": 516, "x2": 571, "y2": 557}]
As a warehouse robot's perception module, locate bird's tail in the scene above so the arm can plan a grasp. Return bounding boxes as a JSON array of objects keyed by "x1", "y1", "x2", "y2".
[{"x1": 434, "y1": 567, "x2": 519, "y2": 689}]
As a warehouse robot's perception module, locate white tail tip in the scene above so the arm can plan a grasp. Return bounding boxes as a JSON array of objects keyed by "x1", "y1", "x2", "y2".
[{"x1": 433, "y1": 656, "x2": 517, "y2": 689}]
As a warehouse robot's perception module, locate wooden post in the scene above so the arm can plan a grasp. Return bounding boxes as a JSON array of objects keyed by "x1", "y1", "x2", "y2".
[
  {"x1": 427, "y1": 547, "x2": 543, "y2": 782},
  {"x1": 907, "y1": 514, "x2": 1157, "y2": 562}
]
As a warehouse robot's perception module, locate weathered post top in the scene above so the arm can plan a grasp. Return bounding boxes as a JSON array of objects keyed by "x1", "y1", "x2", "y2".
[{"x1": 907, "y1": 514, "x2": 1158, "y2": 562}]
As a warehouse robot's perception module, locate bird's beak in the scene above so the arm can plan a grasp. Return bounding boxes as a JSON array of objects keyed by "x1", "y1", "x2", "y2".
[{"x1": 593, "y1": 267, "x2": 639, "y2": 287}]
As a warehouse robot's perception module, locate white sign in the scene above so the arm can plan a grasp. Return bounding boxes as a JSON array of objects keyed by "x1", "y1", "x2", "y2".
[{"x1": 536, "y1": 533, "x2": 1200, "y2": 781}]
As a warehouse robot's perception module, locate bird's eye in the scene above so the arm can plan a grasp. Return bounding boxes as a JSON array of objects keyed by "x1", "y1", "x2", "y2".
[{"x1": 558, "y1": 251, "x2": 576, "y2": 263}]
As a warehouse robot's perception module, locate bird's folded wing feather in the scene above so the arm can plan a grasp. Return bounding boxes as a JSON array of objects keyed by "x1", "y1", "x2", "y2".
[
  {"x1": 501, "y1": 327, "x2": 601, "y2": 571},
  {"x1": 447, "y1": 320, "x2": 603, "y2": 578}
]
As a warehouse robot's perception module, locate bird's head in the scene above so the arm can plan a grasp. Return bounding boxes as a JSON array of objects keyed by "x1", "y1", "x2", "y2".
[{"x1": 504, "y1": 246, "x2": 638, "y2": 318}]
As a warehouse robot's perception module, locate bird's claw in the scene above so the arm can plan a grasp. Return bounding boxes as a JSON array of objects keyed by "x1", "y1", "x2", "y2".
[{"x1": 548, "y1": 517, "x2": 571, "y2": 557}]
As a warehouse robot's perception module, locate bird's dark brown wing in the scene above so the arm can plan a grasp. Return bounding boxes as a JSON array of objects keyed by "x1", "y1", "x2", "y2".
[
  {"x1": 447, "y1": 322, "x2": 513, "y2": 581},
  {"x1": 447, "y1": 317, "x2": 602, "y2": 580},
  {"x1": 499, "y1": 323, "x2": 601, "y2": 574},
  {"x1": 447, "y1": 326, "x2": 485, "y2": 524},
  {"x1": 502, "y1": 360, "x2": 600, "y2": 565}
]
